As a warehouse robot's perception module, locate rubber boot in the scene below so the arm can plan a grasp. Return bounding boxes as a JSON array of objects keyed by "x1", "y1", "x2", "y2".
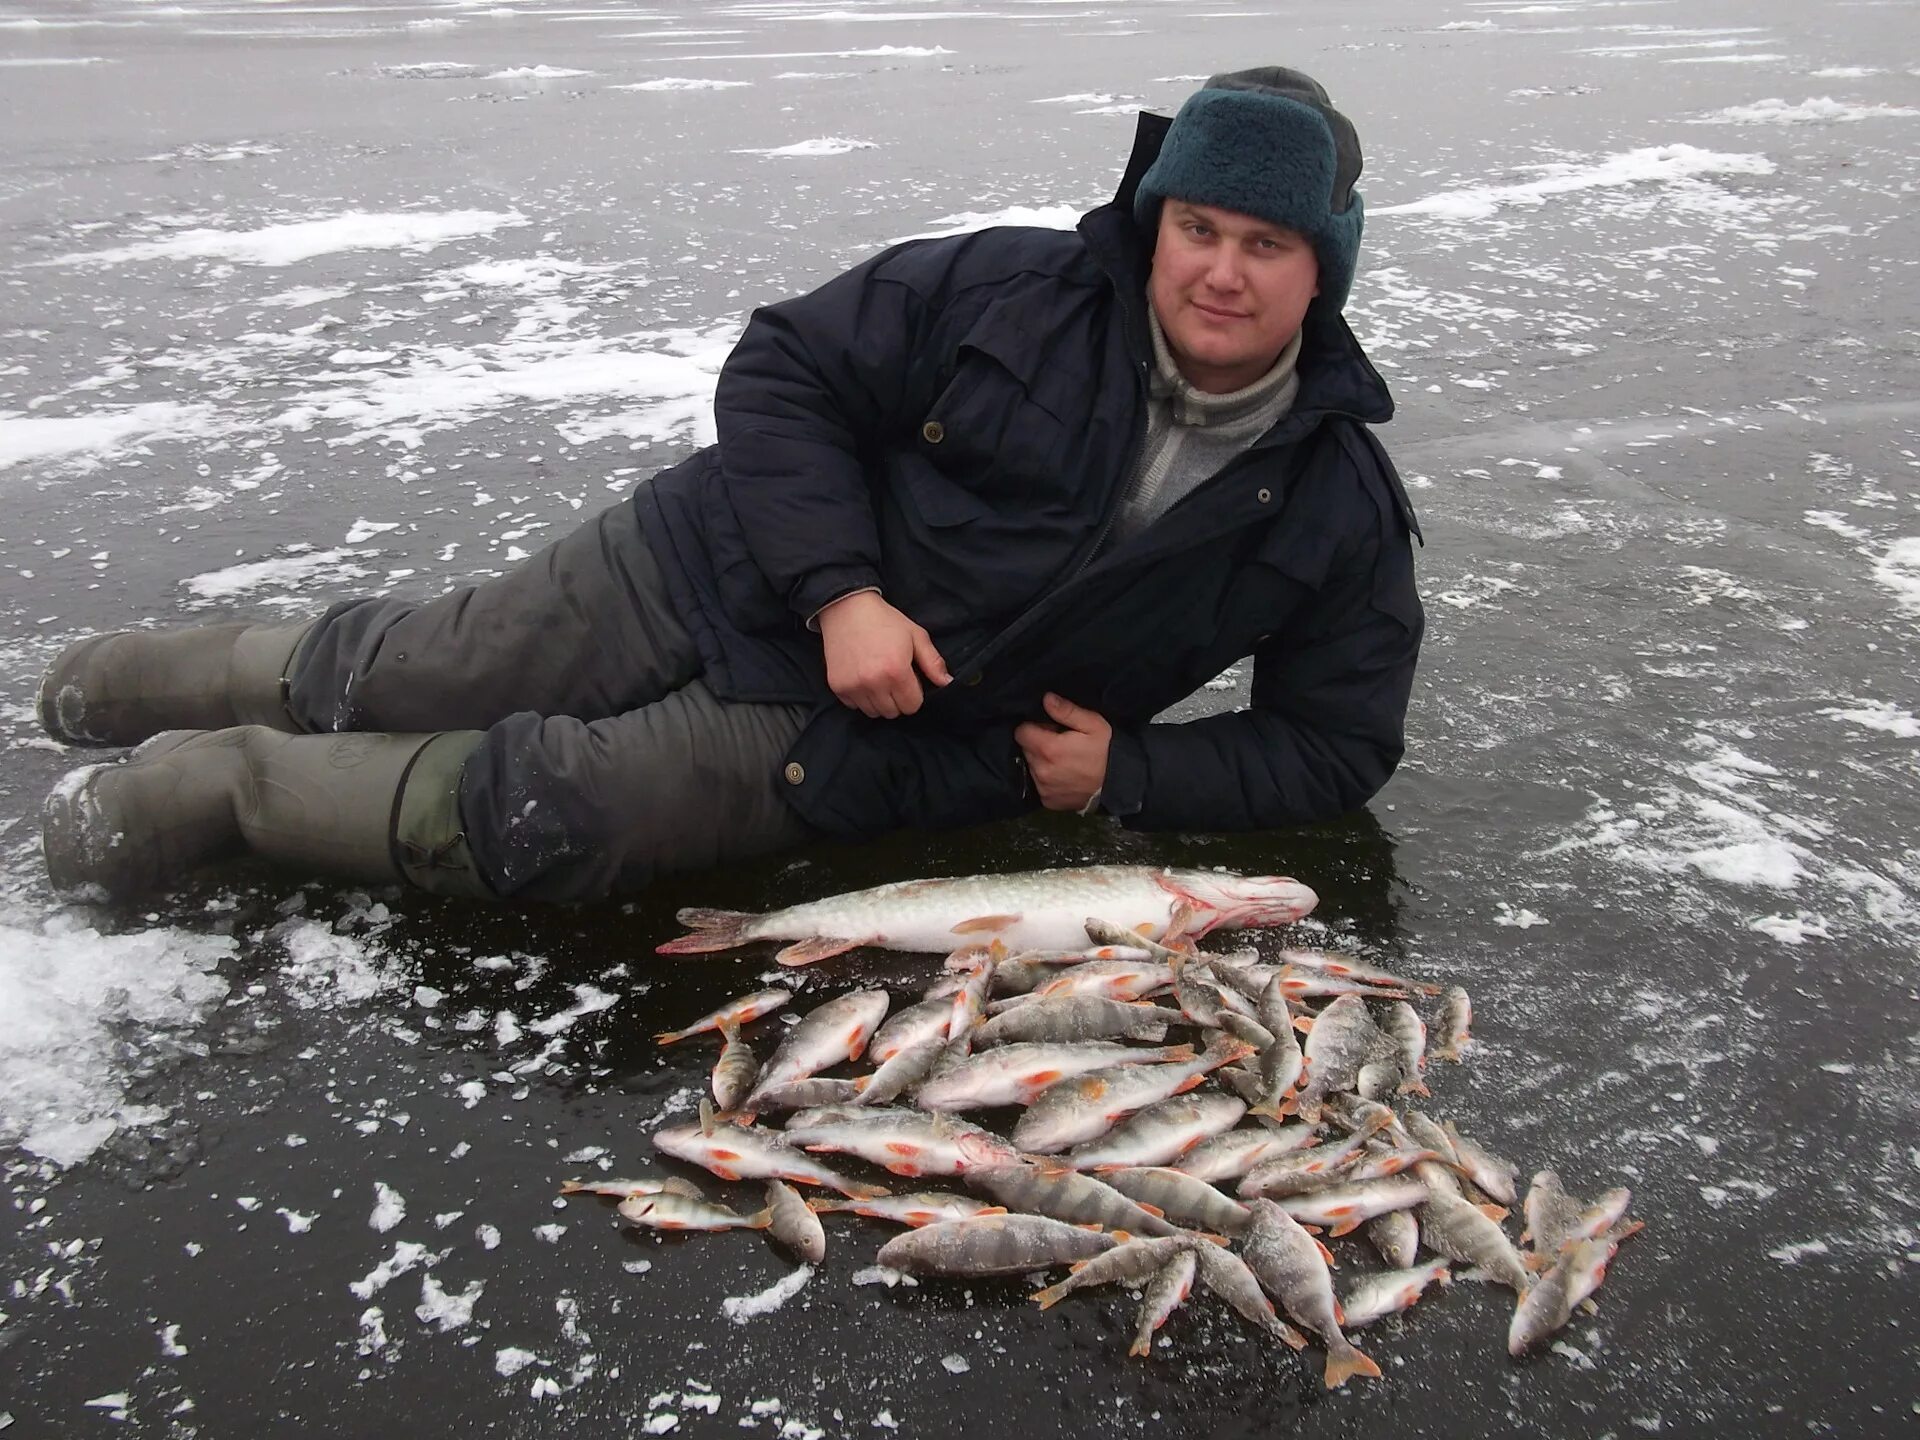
[
  {"x1": 41, "y1": 726, "x2": 489, "y2": 903},
  {"x1": 36, "y1": 621, "x2": 314, "y2": 748}
]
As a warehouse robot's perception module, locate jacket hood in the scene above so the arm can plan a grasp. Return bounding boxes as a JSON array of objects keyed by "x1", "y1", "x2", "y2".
[{"x1": 1078, "y1": 110, "x2": 1393, "y2": 429}]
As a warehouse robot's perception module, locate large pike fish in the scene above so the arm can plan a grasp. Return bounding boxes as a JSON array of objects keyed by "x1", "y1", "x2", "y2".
[{"x1": 656, "y1": 866, "x2": 1318, "y2": 966}]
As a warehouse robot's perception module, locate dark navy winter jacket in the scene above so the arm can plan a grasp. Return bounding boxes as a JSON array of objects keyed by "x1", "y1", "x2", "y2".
[{"x1": 636, "y1": 112, "x2": 1424, "y2": 841}]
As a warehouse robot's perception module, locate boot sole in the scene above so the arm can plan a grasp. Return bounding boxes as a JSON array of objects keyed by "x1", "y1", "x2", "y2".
[{"x1": 36, "y1": 632, "x2": 121, "y2": 747}]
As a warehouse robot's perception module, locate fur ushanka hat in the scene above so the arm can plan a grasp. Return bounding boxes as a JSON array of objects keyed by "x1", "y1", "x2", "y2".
[{"x1": 1133, "y1": 66, "x2": 1366, "y2": 312}]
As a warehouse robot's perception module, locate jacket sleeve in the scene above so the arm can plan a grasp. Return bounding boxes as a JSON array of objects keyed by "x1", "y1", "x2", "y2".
[
  {"x1": 713, "y1": 241, "x2": 963, "y2": 623},
  {"x1": 1098, "y1": 479, "x2": 1424, "y2": 832}
]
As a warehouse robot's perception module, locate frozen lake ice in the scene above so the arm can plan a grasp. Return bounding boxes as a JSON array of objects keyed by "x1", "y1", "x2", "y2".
[{"x1": 2, "y1": 0, "x2": 1917, "y2": 1435}]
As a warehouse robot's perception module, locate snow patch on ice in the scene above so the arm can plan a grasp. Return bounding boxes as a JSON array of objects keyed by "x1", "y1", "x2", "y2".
[
  {"x1": 735, "y1": 138, "x2": 877, "y2": 157},
  {"x1": 496, "y1": 1346, "x2": 542, "y2": 1376},
  {"x1": 1870, "y1": 538, "x2": 1920, "y2": 616},
  {"x1": 370, "y1": 1182, "x2": 406, "y2": 1233},
  {"x1": 416, "y1": 1273, "x2": 484, "y2": 1331},
  {"x1": 530, "y1": 984, "x2": 620, "y2": 1036},
  {"x1": 615, "y1": 77, "x2": 752, "y2": 91},
  {"x1": 1750, "y1": 912, "x2": 1832, "y2": 944},
  {"x1": 1696, "y1": 97, "x2": 1919, "y2": 124},
  {"x1": 489, "y1": 66, "x2": 593, "y2": 80},
  {"x1": 181, "y1": 547, "x2": 375, "y2": 606},
  {"x1": 349, "y1": 1241, "x2": 444, "y2": 1300},
  {"x1": 895, "y1": 204, "x2": 1088, "y2": 243},
  {"x1": 48, "y1": 210, "x2": 527, "y2": 268},
  {"x1": 721, "y1": 1264, "x2": 813, "y2": 1322},
  {"x1": 272, "y1": 918, "x2": 408, "y2": 1009},
  {"x1": 1820, "y1": 702, "x2": 1920, "y2": 738},
  {"x1": 1374, "y1": 146, "x2": 1774, "y2": 223},
  {"x1": 378, "y1": 62, "x2": 482, "y2": 80},
  {"x1": 0, "y1": 402, "x2": 219, "y2": 472},
  {"x1": 0, "y1": 906, "x2": 234, "y2": 1167}
]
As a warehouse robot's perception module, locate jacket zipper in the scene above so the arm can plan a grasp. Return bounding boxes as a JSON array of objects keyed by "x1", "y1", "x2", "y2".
[{"x1": 950, "y1": 391, "x2": 1351, "y2": 687}]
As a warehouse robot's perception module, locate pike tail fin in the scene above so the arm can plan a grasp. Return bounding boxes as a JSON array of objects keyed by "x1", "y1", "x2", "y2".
[{"x1": 658, "y1": 908, "x2": 759, "y2": 954}]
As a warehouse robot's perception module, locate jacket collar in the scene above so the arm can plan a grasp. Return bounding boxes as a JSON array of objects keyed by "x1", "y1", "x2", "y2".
[{"x1": 1078, "y1": 111, "x2": 1394, "y2": 429}]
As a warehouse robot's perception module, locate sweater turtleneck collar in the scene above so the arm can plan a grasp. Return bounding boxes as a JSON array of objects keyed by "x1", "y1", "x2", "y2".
[{"x1": 1147, "y1": 301, "x2": 1303, "y2": 431}]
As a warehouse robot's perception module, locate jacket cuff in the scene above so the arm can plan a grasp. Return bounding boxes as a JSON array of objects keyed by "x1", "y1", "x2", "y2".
[
  {"x1": 791, "y1": 566, "x2": 884, "y2": 626},
  {"x1": 1098, "y1": 726, "x2": 1149, "y2": 818},
  {"x1": 805, "y1": 586, "x2": 883, "y2": 633}
]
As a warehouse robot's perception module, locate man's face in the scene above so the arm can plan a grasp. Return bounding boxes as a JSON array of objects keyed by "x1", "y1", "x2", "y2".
[{"x1": 1148, "y1": 200, "x2": 1320, "y2": 395}]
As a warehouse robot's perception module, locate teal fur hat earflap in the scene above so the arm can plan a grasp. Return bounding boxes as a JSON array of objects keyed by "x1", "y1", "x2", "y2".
[{"x1": 1134, "y1": 66, "x2": 1366, "y2": 312}]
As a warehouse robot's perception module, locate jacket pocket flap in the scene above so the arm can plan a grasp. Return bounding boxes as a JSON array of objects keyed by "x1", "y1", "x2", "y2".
[{"x1": 896, "y1": 459, "x2": 996, "y2": 527}]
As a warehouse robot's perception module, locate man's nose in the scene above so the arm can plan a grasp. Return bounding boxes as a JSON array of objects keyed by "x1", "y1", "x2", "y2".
[{"x1": 1204, "y1": 246, "x2": 1244, "y2": 291}]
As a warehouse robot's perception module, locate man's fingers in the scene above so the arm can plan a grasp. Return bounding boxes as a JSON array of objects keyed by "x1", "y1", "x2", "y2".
[
  {"x1": 1014, "y1": 722, "x2": 1059, "y2": 755},
  {"x1": 912, "y1": 630, "x2": 951, "y2": 687},
  {"x1": 1042, "y1": 691, "x2": 1101, "y2": 732}
]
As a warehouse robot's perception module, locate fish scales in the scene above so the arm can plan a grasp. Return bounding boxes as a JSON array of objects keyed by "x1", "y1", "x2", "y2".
[
  {"x1": 1364, "y1": 1209, "x2": 1420, "y2": 1270},
  {"x1": 1132, "y1": 1251, "x2": 1199, "y2": 1356},
  {"x1": 655, "y1": 988, "x2": 792, "y2": 1045},
  {"x1": 1419, "y1": 1191, "x2": 1532, "y2": 1292},
  {"x1": 558, "y1": 1176, "x2": 701, "y2": 1200},
  {"x1": 786, "y1": 1110, "x2": 1017, "y2": 1178},
  {"x1": 967, "y1": 1163, "x2": 1182, "y2": 1237},
  {"x1": 711, "y1": 1018, "x2": 760, "y2": 1113},
  {"x1": 808, "y1": 1192, "x2": 1006, "y2": 1228},
  {"x1": 744, "y1": 989, "x2": 890, "y2": 1108},
  {"x1": 657, "y1": 866, "x2": 1317, "y2": 962},
  {"x1": 869, "y1": 996, "x2": 954, "y2": 1063},
  {"x1": 1273, "y1": 1176, "x2": 1429, "y2": 1237},
  {"x1": 1443, "y1": 1121, "x2": 1520, "y2": 1205},
  {"x1": 974, "y1": 997, "x2": 1185, "y2": 1047},
  {"x1": 915, "y1": 1041, "x2": 1195, "y2": 1112},
  {"x1": 743, "y1": 1077, "x2": 862, "y2": 1112},
  {"x1": 764, "y1": 1179, "x2": 827, "y2": 1263},
  {"x1": 1241, "y1": 1199, "x2": 1382, "y2": 1388},
  {"x1": 1064, "y1": 1092, "x2": 1247, "y2": 1171},
  {"x1": 875, "y1": 1213, "x2": 1118, "y2": 1277},
  {"x1": 1341, "y1": 1259, "x2": 1451, "y2": 1329},
  {"x1": 1030, "y1": 1236, "x2": 1198, "y2": 1308},
  {"x1": 652, "y1": 1119, "x2": 886, "y2": 1198},
  {"x1": 1431, "y1": 986, "x2": 1472, "y2": 1062},
  {"x1": 1034, "y1": 960, "x2": 1176, "y2": 1003},
  {"x1": 1509, "y1": 1234, "x2": 1622, "y2": 1356},
  {"x1": 1291, "y1": 994, "x2": 1381, "y2": 1125},
  {"x1": 1099, "y1": 1166, "x2": 1253, "y2": 1237},
  {"x1": 1012, "y1": 1036, "x2": 1252, "y2": 1154},
  {"x1": 856, "y1": 1034, "x2": 950, "y2": 1107},
  {"x1": 1188, "y1": 1241, "x2": 1308, "y2": 1351},
  {"x1": 1172, "y1": 1125, "x2": 1318, "y2": 1183},
  {"x1": 617, "y1": 1193, "x2": 771, "y2": 1233}
]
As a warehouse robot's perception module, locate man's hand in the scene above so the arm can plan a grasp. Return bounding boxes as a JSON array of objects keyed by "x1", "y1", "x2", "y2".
[
  {"x1": 818, "y1": 591, "x2": 951, "y2": 718},
  {"x1": 1015, "y1": 692, "x2": 1112, "y2": 813}
]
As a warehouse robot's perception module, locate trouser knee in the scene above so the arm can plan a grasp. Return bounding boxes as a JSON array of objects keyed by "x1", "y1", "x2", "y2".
[{"x1": 455, "y1": 697, "x2": 814, "y2": 904}]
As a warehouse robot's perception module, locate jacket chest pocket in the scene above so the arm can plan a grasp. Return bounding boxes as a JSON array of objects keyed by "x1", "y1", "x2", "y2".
[{"x1": 919, "y1": 332, "x2": 1074, "y2": 504}]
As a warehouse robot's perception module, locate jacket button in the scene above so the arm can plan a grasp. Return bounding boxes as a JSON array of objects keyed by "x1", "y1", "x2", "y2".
[
  {"x1": 922, "y1": 420, "x2": 945, "y2": 444},
  {"x1": 783, "y1": 762, "x2": 805, "y2": 785},
  {"x1": 1256, "y1": 487, "x2": 1272, "y2": 504}
]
